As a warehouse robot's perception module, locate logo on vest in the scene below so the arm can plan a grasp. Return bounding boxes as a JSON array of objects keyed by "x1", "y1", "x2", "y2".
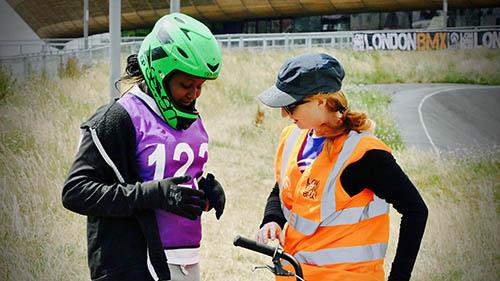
[{"x1": 302, "y1": 178, "x2": 319, "y2": 200}]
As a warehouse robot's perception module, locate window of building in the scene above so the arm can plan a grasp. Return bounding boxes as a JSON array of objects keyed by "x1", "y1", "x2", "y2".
[
  {"x1": 350, "y1": 13, "x2": 381, "y2": 30},
  {"x1": 257, "y1": 20, "x2": 269, "y2": 33},
  {"x1": 244, "y1": 21, "x2": 256, "y2": 33},
  {"x1": 294, "y1": 16, "x2": 321, "y2": 32},
  {"x1": 412, "y1": 10, "x2": 436, "y2": 28},
  {"x1": 222, "y1": 22, "x2": 242, "y2": 33},
  {"x1": 453, "y1": 8, "x2": 481, "y2": 27},
  {"x1": 321, "y1": 15, "x2": 350, "y2": 31},
  {"x1": 281, "y1": 19, "x2": 293, "y2": 32},
  {"x1": 381, "y1": 12, "x2": 411, "y2": 29},
  {"x1": 480, "y1": 8, "x2": 496, "y2": 26},
  {"x1": 271, "y1": 20, "x2": 281, "y2": 33}
]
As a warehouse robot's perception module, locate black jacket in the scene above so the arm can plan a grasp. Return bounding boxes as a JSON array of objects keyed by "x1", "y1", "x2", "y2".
[{"x1": 62, "y1": 101, "x2": 170, "y2": 281}]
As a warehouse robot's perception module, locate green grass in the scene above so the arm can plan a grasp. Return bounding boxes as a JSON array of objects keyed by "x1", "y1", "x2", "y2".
[
  {"x1": 337, "y1": 48, "x2": 500, "y2": 85},
  {"x1": 346, "y1": 87, "x2": 403, "y2": 150},
  {"x1": 0, "y1": 67, "x2": 16, "y2": 102},
  {"x1": 58, "y1": 57, "x2": 87, "y2": 79},
  {"x1": 0, "y1": 48, "x2": 499, "y2": 281}
]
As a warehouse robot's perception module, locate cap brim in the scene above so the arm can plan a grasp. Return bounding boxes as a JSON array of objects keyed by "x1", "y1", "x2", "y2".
[{"x1": 258, "y1": 85, "x2": 300, "y2": 108}]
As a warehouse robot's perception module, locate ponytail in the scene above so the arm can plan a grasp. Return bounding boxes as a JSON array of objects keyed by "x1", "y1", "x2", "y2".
[
  {"x1": 306, "y1": 91, "x2": 375, "y2": 158},
  {"x1": 342, "y1": 109, "x2": 375, "y2": 133},
  {"x1": 117, "y1": 54, "x2": 145, "y2": 96},
  {"x1": 122, "y1": 54, "x2": 143, "y2": 82}
]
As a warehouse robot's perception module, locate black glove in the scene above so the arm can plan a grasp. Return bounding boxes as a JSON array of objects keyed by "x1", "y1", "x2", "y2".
[
  {"x1": 158, "y1": 175, "x2": 205, "y2": 220},
  {"x1": 199, "y1": 173, "x2": 226, "y2": 220}
]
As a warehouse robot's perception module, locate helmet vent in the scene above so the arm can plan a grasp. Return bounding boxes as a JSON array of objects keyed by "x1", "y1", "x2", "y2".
[
  {"x1": 151, "y1": 47, "x2": 168, "y2": 61},
  {"x1": 207, "y1": 63, "x2": 219, "y2": 72},
  {"x1": 177, "y1": 47, "x2": 189, "y2": 59},
  {"x1": 174, "y1": 17, "x2": 186, "y2": 24},
  {"x1": 180, "y1": 28, "x2": 191, "y2": 41}
]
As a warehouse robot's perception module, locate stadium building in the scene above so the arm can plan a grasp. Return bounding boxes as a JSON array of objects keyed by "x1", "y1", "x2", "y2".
[{"x1": 6, "y1": 0, "x2": 500, "y2": 38}]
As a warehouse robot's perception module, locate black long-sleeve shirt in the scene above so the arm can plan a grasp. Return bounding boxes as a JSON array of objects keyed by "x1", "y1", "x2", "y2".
[{"x1": 261, "y1": 149, "x2": 428, "y2": 281}]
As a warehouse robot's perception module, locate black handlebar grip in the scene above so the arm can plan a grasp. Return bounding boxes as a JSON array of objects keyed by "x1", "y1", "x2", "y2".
[{"x1": 233, "y1": 235, "x2": 277, "y2": 257}]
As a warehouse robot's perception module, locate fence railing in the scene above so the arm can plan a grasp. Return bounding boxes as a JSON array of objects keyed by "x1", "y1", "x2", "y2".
[
  {"x1": 0, "y1": 37, "x2": 145, "y2": 57},
  {"x1": 1, "y1": 26, "x2": 499, "y2": 80},
  {"x1": 0, "y1": 42, "x2": 140, "y2": 81},
  {"x1": 215, "y1": 31, "x2": 353, "y2": 49}
]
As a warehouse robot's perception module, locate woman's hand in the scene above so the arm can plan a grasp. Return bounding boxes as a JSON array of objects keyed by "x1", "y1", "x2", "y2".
[
  {"x1": 256, "y1": 222, "x2": 285, "y2": 246},
  {"x1": 157, "y1": 176, "x2": 205, "y2": 220},
  {"x1": 198, "y1": 173, "x2": 226, "y2": 220}
]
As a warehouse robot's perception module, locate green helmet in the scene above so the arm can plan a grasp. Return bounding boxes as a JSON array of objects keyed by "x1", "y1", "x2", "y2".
[{"x1": 138, "y1": 13, "x2": 222, "y2": 130}]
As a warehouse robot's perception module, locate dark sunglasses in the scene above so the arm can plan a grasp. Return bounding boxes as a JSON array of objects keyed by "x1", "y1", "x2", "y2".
[{"x1": 283, "y1": 100, "x2": 307, "y2": 115}]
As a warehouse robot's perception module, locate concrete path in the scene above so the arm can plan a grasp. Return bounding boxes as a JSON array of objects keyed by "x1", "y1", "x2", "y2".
[{"x1": 371, "y1": 84, "x2": 500, "y2": 154}]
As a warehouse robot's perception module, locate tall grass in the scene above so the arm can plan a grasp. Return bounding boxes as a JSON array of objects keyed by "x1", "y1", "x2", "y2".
[
  {"x1": 0, "y1": 64, "x2": 108, "y2": 280},
  {"x1": 0, "y1": 48, "x2": 499, "y2": 281},
  {"x1": 0, "y1": 67, "x2": 16, "y2": 102},
  {"x1": 339, "y1": 48, "x2": 500, "y2": 85}
]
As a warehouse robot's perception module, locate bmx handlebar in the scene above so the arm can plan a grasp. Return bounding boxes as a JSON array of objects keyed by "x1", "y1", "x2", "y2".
[
  {"x1": 233, "y1": 235, "x2": 277, "y2": 257},
  {"x1": 233, "y1": 235, "x2": 303, "y2": 279}
]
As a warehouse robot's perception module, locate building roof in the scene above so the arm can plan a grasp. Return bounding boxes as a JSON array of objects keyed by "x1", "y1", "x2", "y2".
[{"x1": 7, "y1": 0, "x2": 499, "y2": 38}]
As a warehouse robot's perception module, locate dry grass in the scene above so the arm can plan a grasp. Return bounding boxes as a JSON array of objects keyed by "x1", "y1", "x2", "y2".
[
  {"x1": 338, "y1": 48, "x2": 500, "y2": 85},
  {"x1": 0, "y1": 48, "x2": 499, "y2": 281},
  {"x1": 0, "y1": 63, "x2": 109, "y2": 280},
  {"x1": 385, "y1": 149, "x2": 500, "y2": 281}
]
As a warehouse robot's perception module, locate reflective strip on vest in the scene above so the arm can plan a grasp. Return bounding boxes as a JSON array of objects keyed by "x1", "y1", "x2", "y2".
[
  {"x1": 279, "y1": 127, "x2": 301, "y2": 222},
  {"x1": 320, "y1": 131, "x2": 372, "y2": 220},
  {"x1": 279, "y1": 127, "x2": 302, "y2": 187},
  {"x1": 321, "y1": 195, "x2": 389, "y2": 227},
  {"x1": 282, "y1": 243, "x2": 388, "y2": 267},
  {"x1": 290, "y1": 195, "x2": 388, "y2": 235},
  {"x1": 281, "y1": 130, "x2": 389, "y2": 235},
  {"x1": 282, "y1": 205, "x2": 291, "y2": 224}
]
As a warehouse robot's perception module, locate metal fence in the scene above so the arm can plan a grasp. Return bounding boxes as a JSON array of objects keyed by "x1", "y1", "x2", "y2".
[
  {"x1": 1, "y1": 26, "x2": 499, "y2": 81},
  {"x1": 0, "y1": 36, "x2": 145, "y2": 57},
  {"x1": 0, "y1": 42, "x2": 141, "y2": 81},
  {"x1": 216, "y1": 31, "x2": 353, "y2": 49}
]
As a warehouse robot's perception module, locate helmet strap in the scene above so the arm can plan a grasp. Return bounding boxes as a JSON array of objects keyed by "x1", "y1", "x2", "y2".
[{"x1": 143, "y1": 66, "x2": 199, "y2": 130}]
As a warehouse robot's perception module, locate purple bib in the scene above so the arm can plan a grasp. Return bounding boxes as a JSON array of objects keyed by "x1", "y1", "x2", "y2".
[{"x1": 118, "y1": 90, "x2": 208, "y2": 249}]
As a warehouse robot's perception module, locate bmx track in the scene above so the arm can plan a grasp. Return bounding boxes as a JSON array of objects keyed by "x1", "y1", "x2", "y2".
[{"x1": 373, "y1": 84, "x2": 500, "y2": 155}]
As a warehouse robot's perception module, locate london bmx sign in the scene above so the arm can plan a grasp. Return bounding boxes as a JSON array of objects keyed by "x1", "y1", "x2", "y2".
[{"x1": 353, "y1": 29, "x2": 500, "y2": 51}]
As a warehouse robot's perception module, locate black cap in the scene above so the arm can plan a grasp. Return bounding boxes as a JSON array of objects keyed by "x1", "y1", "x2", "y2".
[{"x1": 258, "y1": 53, "x2": 345, "y2": 108}]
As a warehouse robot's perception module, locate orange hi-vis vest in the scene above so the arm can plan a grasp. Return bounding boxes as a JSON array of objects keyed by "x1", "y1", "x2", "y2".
[{"x1": 275, "y1": 125, "x2": 392, "y2": 281}]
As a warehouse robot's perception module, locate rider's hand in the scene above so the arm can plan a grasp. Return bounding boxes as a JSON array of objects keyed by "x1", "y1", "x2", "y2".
[
  {"x1": 157, "y1": 175, "x2": 205, "y2": 220},
  {"x1": 256, "y1": 222, "x2": 284, "y2": 246},
  {"x1": 198, "y1": 173, "x2": 226, "y2": 220}
]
